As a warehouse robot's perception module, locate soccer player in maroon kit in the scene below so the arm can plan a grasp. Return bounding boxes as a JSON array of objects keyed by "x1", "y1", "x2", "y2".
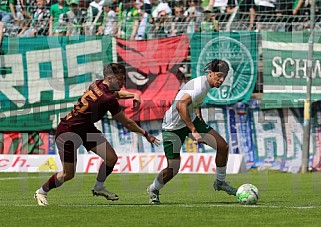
[{"x1": 34, "y1": 63, "x2": 160, "y2": 206}]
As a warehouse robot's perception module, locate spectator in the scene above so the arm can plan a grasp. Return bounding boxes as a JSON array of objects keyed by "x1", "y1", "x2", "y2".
[
  {"x1": 49, "y1": 0, "x2": 69, "y2": 36},
  {"x1": 274, "y1": 0, "x2": 293, "y2": 31},
  {"x1": 85, "y1": 0, "x2": 104, "y2": 35},
  {"x1": 117, "y1": 0, "x2": 139, "y2": 40},
  {"x1": 172, "y1": 0, "x2": 186, "y2": 10},
  {"x1": 184, "y1": 0, "x2": 204, "y2": 33},
  {"x1": 150, "y1": 9, "x2": 170, "y2": 38},
  {"x1": 59, "y1": 0, "x2": 86, "y2": 36},
  {"x1": 0, "y1": 0, "x2": 25, "y2": 53},
  {"x1": 97, "y1": 0, "x2": 117, "y2": 36},
  {"x1": 135, "y1": 3, "x2": 152, "y2": 40},
  {"x1": 200, "y1": 7, "x2": 218, "y2": 31},
  {"x1": 25, "y1": 0, "x2": 38, "y2": 16},
  {"x1": 19, "y1": 0, "x2": 50, "y2": 36},
  {"x1": 0, "y1": 0, "x2": 14, "y2": 23},
  {"x1": 292, "y1": 0, "x2": 304, "y2": 16},
  {"x1": 12, "y1": 0, "x2": 28, "y2": 28},
  {"x1": 170, "y1": 5, "x2": 187, "y2": 35},
  {"x1": 227, "y1": 0, "x2": 255, "y2": 30},
  {"x1": 292, "y1": 0, "x2": 311, "y2": 30},
  {"x1": 111, "y1": 0, "x2": 119, "y2": 13},
  {"x1": 152, "y1": 0, "x2": 172, "y2": 19},
  {"x1": 253, "y1": 0, "x2": 276, "y2": 24},
  {"x1": 207, "y1": 0, "x2": 228, "y2": 13},
  {"x1": 150, "y1": 0, "x2": 158, "y2": 15}
]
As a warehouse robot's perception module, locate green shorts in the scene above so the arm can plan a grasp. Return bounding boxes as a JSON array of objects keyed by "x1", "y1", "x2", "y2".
[{"x1": 162, "y1": 117, "x2": 213, "y2": 159}]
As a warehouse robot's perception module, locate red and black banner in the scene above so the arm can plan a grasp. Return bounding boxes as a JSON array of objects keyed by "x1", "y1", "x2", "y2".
[
  {"x1": 0, "y1": 132, "x2": 49, "y2": 154},
  {"x1": 117, "y1": 35, "x2": 190, "y2": 121}
]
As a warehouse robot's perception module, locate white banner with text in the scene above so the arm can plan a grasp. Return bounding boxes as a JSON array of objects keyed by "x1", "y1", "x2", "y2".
[{"x1": 0, "y1": 153, "x2": 246, "y2": 174}]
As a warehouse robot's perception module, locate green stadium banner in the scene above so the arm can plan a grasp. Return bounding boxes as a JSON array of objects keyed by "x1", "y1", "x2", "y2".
[
  {"x1": 189, "y1": 32, "x2": 257, "y2": 105},
  {"x1": 0, "y1": 36, "x2": 113, "y2": 131},
  {"x1": 261, "y1": 31, "x2": 321, "y2": 109}
]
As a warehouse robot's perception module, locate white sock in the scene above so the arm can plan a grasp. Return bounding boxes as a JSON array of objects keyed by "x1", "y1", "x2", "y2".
[
  {"x1": 216, "y1": 166, "x2": 227, "y2": 181},
  {"x1": 150, "y1": 178, "x2": 164, "y2": 191},
  {"x1": 94, "y1": 180, "x2": 104, "y2": 190},
  {"x1": 37, "y1": 187, "x2": 47, "y2": 195}
]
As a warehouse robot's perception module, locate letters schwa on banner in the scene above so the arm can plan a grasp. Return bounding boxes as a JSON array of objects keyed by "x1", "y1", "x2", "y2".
[{"x1": 261, "y1": 31, "x2": 321, "y2": 109}]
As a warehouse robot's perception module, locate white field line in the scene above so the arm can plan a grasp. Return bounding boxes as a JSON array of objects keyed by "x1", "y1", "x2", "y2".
[
  {"x1": 0, "y1": 176, "x2": 40, "y2": 181},
  {"x1": 0, "y1": 203, "x2": 320, "y2": 209},
  {"x1": 0, "y1": 175, "x2": 93, "y2": 181}
]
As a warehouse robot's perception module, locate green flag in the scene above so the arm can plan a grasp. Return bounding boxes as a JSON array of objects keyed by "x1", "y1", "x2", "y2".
[
  {"x1": 0, "y1": 35, "x2": 113, "y2": 131},
  {"x1": 261, "y1": 31, "x2": 321, "y2": 109},
  {"x1": 189, "y1": 32, "x2": 257, "y2": 105}
]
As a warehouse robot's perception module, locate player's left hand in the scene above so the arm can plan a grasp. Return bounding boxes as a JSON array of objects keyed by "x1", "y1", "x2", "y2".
[{"x1": 132, "y1": 94, "x2": 141, "y2": 111}]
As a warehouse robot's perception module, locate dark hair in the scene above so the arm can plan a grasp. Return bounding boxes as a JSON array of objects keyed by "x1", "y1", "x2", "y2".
[
  {"x1": 204, "y1": 59, "x2": 229, "y2": 74},
  {"x1": 103, "y1": 63, "x2": 126, "y2": 78},
  {"x1": 140, "y1": 3, "x2": 151, "y2": 14}
]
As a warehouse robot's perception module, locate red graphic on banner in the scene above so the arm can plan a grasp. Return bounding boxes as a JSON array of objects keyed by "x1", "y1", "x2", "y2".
[
  {"x1": 117, "y1": 35, "x2": 190, "y2": 121},
  {"x1": 0, "y1": 132, "x2": 49, "y2": 154}
]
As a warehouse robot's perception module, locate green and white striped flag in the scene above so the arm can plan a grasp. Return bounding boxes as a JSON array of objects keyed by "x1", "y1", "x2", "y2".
[{"x1": 261, "y1": 31, "x2": 321, "y2": 109}]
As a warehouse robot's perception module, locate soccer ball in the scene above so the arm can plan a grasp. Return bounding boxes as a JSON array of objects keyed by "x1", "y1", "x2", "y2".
[{"x1": 236, "y1": 184, "x2": 259, "y2": 205}]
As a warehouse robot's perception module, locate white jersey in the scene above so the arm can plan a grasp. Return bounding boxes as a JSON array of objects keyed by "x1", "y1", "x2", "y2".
[
  {"x1": 162, "y1": 76, "x2": 211, "y2": 131},
  {"x1": 103, "y1": 10, "x2": 117, "y2": 35}
]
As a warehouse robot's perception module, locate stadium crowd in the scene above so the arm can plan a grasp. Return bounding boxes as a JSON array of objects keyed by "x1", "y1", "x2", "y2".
[{"x1": 0, "y1": 0, "x2": 319, "y2": 52}]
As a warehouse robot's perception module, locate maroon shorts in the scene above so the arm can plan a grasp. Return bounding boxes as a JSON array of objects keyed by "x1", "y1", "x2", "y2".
[{"x1": 55, "y1": 122, "x2": 107, "y2": 163}]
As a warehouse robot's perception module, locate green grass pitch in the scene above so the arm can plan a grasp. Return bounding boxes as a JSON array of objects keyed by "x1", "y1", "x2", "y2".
[{"x1": 1, "y1": 171, "x2": 321, "y2": 226}]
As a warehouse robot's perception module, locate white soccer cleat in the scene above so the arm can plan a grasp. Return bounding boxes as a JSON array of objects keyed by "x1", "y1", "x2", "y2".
[
  {"x1": 34, "y1": 190, "x2": 48, "y2": 206},
  {"x1": 146, "y1": 186, "x2": 160, "y2": 205},
  {"x1": 92, "y1": 187, "x2": 119, "y2": 201}
]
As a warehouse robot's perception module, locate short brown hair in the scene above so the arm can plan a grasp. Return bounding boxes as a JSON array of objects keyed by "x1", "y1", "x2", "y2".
[{"x1": 103, "y1": 63, "x2": 127, "y2": 79}]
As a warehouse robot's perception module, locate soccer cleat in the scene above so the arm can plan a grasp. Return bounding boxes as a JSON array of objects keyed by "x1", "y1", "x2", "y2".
[
  {"x1": 92, "y1": 187, "x2": 119, "y2": 201},
  {"x1": 34, "y1": 190, "x2": 48, "y2": 206},
  {"x1": 213, "y1": 179, "x2": 237, "y2": 196},
  {"x1": 146, "y1": 186, "x2": 160, "y2": 205}
]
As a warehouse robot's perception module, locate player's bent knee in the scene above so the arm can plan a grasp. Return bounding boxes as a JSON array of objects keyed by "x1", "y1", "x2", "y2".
[
  {"x1": 63, "y1": 172, "x2": 75, "y2": 181},
  {"x1": 107, "y1": 154, "x2": 118, "y2": 166},
  {"x1": 219, "y1": 144, "x2": 229, "y2": 155},
  {"x1": 225, "y1": 144, "x2": 229, "y2": 153}
]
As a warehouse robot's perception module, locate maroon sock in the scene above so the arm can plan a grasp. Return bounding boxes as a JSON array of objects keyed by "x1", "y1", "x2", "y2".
[
  {"x1": 42, "y1": 173, "x2": 64, "y2": 192},
  {"x1": 97, "y1": 163, "x2": 114, "y2": 182}
]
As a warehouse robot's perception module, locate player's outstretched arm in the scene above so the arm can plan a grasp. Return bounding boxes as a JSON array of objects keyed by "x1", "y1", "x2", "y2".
[
  {"x1": 113, "y1": 111, "x2": 160, "y2": 146},
  {"x1": 115, "y1": 90, "x2": 141, "y2": 111}
]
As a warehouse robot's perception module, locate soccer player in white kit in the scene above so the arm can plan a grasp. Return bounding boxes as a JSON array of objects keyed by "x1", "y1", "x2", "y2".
[{"x1": 147, "y1": 59, "x2": 237, "y2": 204}]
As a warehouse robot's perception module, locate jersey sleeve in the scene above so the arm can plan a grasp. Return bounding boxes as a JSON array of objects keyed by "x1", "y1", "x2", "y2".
[{"x1": 181, "y1": 79, "x2": 202, "y2": 103}]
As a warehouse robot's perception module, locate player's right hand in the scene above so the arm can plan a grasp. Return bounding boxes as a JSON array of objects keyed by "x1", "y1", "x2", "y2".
[
  {"x1": 145, "y1": 132, "x2": 160, "y2": 146},
  {"x1": 132, "y1": 93, "x2": 141, "y2": 111},
  {"x1": 192, "y1": 132, "x2": 207, "y2": 145}
]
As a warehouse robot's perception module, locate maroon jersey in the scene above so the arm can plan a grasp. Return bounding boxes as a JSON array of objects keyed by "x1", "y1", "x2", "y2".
[{"x1": 62, "y1": 80, "x2": 121, "y2": 126}]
